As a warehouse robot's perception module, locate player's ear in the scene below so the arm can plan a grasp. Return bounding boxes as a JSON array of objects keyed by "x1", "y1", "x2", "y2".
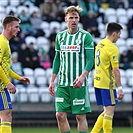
[
  {"x1": 65, "y1": 16, "x2": 67, "y2": 22},
  {"x1": 79, "y1": 15, "x2": 80, "y2": 22},
  {"x1": 6, "y1": 24, "x2": 11, "y2": 31},
  {"x1": 112, "y1": 32, "x2": 116, "y2": 37}
]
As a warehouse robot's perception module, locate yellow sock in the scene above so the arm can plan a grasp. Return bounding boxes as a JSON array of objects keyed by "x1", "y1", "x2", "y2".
[
  {"x1": 1, "y1": 122, "x2": 12, "y2": 133},
  {"x1": 91, "y1": 112, "x2": 104, "y2": 133},
  {"x1": 103, "y1": 114, "x2": 113, "y2": 133}
]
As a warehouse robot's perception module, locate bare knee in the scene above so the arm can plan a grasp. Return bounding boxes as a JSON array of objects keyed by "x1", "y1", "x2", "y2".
[
  {"x1": 104, "y1": 106, "x2": 115, "y2": 116},
  {"x1": 0, "y1": 109, "x2": 12, "y2": 122},
  {"x1": 76, "y1": 114, "x2": 86, "y2": 122},
  {"x1": 56, "y1": 112, "x2": 67, "y2": 122}
]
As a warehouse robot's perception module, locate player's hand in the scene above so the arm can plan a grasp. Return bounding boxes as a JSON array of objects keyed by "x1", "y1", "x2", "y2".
[
  {"x1": 20, "y1": 76, "x2": 30, "y2": 84},
  {"x1": 7, "y1": 83, "x2": 16, "y2": 94},
  {"x1": 117, "y1": 89, "x2": 124, "y2": 100},
  {"x1": 49, "y1": 82, "x2": 55, "y2": 96},
  {"x1": 73, "y1": 76, "x2": 84, "y2": 88}
]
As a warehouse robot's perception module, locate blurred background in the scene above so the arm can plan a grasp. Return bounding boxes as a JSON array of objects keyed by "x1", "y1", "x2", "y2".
[{"x1": 0, "y1": 0, "x2": 132, "y2": 130}]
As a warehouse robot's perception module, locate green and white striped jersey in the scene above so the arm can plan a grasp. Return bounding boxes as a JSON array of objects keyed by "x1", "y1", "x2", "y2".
[{"x1": 55, "y1": 28, "x2": 94, "y2": 86}]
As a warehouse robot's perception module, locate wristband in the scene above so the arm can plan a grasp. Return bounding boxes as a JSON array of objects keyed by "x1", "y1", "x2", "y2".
[{"x1": 117, "y1": 86, "x2": 122, "y2": 90}]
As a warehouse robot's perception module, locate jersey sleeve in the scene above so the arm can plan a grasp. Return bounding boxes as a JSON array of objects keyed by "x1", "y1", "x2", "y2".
[
  {"x1": 9, "y1": 69, "x2": 21, "y2": 80},
  {"x1": 52, "y1": 51, "x2": 60, "y2": 74},
  {"x1": 55, "y1": 34, "x2": 60, "y2": 51},
  {"x1": 84, "y1": 33, "x2": 94, "y2": 50},
  {"x1": 84, "y1": 49, "x2": 94, "y2": 72},
  {"x1": 110, "y1": 46, "x2": 119, "y2": 68}
]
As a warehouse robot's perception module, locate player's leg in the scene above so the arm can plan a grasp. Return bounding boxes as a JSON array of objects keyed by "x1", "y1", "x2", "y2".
[
  {"x1": 91, "y1": 88, "x2": 103, "y2": 133},
  {"x1": 91, "y1": 112, "x2": 104, "y2": 133},
  {"x1": 71, "y1": 86, "x2": 91, "y2": 133},
  {"x1": 56, "y1": 112, "x2": 70, "y2": 133},
  {"x1": 76, "y1": 114, "x2": 88, "y2": 133},
  {"x1": 0, "y1": 89, "x2": 12, "y2": 133},
  {"x1": 0, "y1": 109, "x2": 12, "y2": 133},
  {"x1": 102, "y1": 89, "x2": 118, "y2": 133},
  {"x1": 103, "y1": 106, "x2": 115, "y2": 133},
  {"x1": 55, "y1": 86, "x2": 71, "y2": 133}
]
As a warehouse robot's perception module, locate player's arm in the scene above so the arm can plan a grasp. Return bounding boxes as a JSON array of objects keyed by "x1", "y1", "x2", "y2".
[
  {"x1": 84, "y1": 49, "x2": 94, "y2": 73},
  {"x1": 111, "y1": 48, "x2": 124, "y2": 100},
  {"x1": 84, "y1": 32, "x2": 94, "y2": 73},
  {"x1": 49, "y1": 33, "x2": 60, "y2": 96},
  {"x1": 52, "y1": 51, "x2": 60, "y2": 75},
  {"x1": 49, "y1": 51, "x2": 60, "y2": 96},
  {"x1": 73, "y1": 49, "x2": 94, "y2": 88},
  {"x1": 51, "y1": 33, "x2": 60, "y2": 81},
  {"x1": 0, "y1": 63, "x2": 10, "y2": 86},
  {"x1": 73, "y1": 33, "x2": 94, "y2": 88},
  {"x1": 9, "y1": 69, "x2": 21, "y2": 80},
  {"x1": 80, "y1": 48, "x2": 94, "y2": 79},
  {"x1": 110, "y1": 48, "x2": 122, "y2": 87},
  {"x1": 50, "y1": 51, "x2": 60, "y2": 85},
  {"x1": 113, "y1": 67, "x2": 124, "y2": 100},
  {"x1": 9, "y1": 69, "x2": 30, "y2": 84},
  {"x1": 112, "y1": 68, "x2": 121, "y2": 87}
]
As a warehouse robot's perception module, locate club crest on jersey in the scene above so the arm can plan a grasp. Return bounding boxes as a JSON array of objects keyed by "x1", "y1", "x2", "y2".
[
  {"x1": 60, "y1": 45, "x2": 80, "y2": 52},
  {"x1": 76, "y1": 39, "x2": 81, "y2": 45},
  {"x1": 112, "y1": 56, "x2": 118, "y2": 61}
]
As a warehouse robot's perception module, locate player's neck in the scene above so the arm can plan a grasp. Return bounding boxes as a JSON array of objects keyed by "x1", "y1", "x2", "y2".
[
  {"x1": 68, "y1": 27, "x2": 78, "y2": 34},
  {"x1": 106, "y1": 36, "x2": 114, "y2": 43},
  {"x1": 2, "y1": 30, "x2": 12, "y2": 40}
]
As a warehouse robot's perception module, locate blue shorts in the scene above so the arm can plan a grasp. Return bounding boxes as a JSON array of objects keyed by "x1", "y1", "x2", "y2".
[
  {"x1": 0, "y1": 88, "x2": 12, "y2": 111},
  {"x1": 94, "y1": 88, "x2": 118, "y2": 106}
]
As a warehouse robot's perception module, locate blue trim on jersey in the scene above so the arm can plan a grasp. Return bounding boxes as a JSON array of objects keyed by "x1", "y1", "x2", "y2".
[
  {"x1": 0, "y1": 88, "x2": 12, "y2": 110},
  {"x1": 94, "y1": 88, "x2": 118, "y2": 106}
]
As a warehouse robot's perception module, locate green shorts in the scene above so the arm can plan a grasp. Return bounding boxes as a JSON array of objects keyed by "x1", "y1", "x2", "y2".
[{"x1": 55, "y1": 85, "x2": 91, "y2": 114}]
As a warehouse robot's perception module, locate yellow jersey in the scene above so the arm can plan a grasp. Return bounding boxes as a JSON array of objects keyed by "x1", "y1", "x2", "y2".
[
  {"x1": 0, "y1": 34, "x2": 20, "y2": 92},
  {"x1": 94, "y1": 38, "x2": 119, "y2": 90}
]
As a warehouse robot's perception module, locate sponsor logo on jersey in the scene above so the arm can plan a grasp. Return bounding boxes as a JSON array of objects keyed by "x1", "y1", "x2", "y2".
[{"x1": 60, "y1": 45, "x2": 80, "y2": 52}]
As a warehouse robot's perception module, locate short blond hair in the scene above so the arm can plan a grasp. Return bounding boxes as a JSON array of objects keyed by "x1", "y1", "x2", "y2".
[{"x1": 65, "y1": 6, "x2": 82, "y2": 16}]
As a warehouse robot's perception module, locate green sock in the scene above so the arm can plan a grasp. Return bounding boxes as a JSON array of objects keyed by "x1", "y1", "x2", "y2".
[
  {"x1": 78, "y1": 131, "x2": 87, "y2": 133},
  {"x1": 61, "y1": 131, "x2": 70, "y2": 133}
]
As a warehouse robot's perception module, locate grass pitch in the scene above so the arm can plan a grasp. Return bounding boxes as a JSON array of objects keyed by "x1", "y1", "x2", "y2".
[{"x1": 13, "y1": 127, "x2": 133, "y2": 133}]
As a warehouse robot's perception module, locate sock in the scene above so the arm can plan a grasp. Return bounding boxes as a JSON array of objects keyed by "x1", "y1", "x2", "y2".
[
  {"x1": 61, "y1": 131, "x2": 70, "y2": 133},
  {"x1": 91, "y1": 112, "x2": 104, "y2": 133},
  {"x1": 103, "y1": 114, "x2": 113, "y2": 133},
  {"x1": 78, "y1": 131, "x2": 87, "y2": 133},
  {"x1": 1, "y1": 122, "x2": 12, "y2": 133}
]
